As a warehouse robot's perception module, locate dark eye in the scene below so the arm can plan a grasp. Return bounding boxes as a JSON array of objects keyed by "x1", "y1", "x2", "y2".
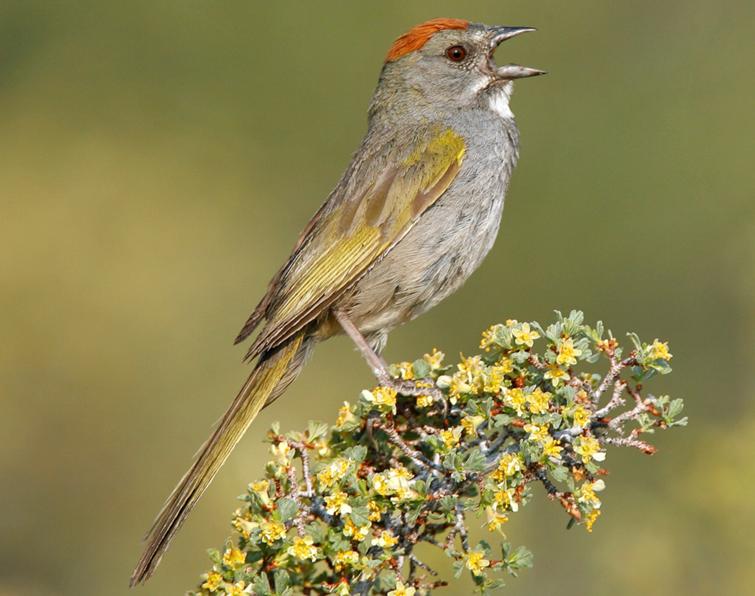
[{"x1": 445, "y1": 45, "x2": 467, "y2": 62}]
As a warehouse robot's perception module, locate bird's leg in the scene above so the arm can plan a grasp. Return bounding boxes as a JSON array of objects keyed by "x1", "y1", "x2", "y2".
[
  {"x1": 333, "y1": 309, "x2": 445, "y2": 405},
  {"x1": 332, "y1": 309, "x2": 392, "y2": 383}
]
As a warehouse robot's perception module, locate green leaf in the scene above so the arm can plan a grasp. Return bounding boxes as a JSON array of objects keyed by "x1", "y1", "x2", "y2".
[
  {"x1": 276, "y1": 497, "x2": 298, "y2": 522},
  {"x1": 251, "y1": 573, "x2": 272, "y2": 595},
  {"x1": 273, "y1": 569, "x2": 290, "y2": 593},
  {"x1": 506, "y1": 545, "x2": 534, "y2": 574},
  {"x1": 463, "y1": 448, "x2": 487, "y2": 473},
  {"x1": 349, "y1": 505, "x2": 370, "y2": 527},
  {"x1": 413, "y1": 358, "x2": 431, "y2": 379},
  {"x1": 342, "y1": 445, "x2": 368, "y2": 463},
  {"x1": 550, "y1": 465, "x2": 569, "y2": 483},
  {"x1": 307, "y1": 421, "x2": 329, "y2": 441}
]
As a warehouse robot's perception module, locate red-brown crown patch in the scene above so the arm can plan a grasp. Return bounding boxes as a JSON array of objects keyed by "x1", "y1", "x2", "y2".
[{"x1": 385, "y1": 18, "x2": 470, "y2": 63}]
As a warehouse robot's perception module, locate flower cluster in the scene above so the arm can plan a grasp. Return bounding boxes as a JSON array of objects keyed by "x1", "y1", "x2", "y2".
[{"x1": 192, "y1": 311, "x2": 686, "y2": 595}]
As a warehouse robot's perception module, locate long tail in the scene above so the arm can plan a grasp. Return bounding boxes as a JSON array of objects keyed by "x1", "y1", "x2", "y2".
[{"x1": 130, "y1": 331, "x2": 313, "y2": 586}]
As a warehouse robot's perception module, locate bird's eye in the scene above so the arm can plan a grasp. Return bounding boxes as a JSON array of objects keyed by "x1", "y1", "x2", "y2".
[{"x1": 445, "y1": 45, "x2": 467, "y2": 62}]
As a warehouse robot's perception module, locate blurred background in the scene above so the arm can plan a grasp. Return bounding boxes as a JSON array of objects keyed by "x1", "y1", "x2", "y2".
[{"x1": 1, "y1": 1, "x2": 752, "y2": 594}]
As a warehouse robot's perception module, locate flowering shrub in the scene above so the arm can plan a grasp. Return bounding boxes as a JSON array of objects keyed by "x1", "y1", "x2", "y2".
[{"x1": 192, "y1": 311, "x2": 686, "y2": 595}]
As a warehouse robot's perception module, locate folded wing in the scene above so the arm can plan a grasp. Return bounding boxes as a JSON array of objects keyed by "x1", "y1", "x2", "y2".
[{"x1": 238, "y1": 125, "x2": 467, "y2": 360}]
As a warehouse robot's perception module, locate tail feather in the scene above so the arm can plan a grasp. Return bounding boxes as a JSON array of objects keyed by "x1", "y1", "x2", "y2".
[{"x1": 130, "y1": 332, "x2": 311, "y2": 586}]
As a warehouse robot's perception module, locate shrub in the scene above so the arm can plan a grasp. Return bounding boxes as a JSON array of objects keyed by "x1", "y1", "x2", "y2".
[{"x1": 192, "y1": 311, "x2": 686, "y2": 595}]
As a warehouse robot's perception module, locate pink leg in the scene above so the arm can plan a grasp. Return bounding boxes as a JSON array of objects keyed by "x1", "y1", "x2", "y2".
[
  {"x1": 333, "y1": 309, "x2": 445, "y2": 403},
  {"x1": 333, "y1": 309, "x2": 391, "y2": 383}
]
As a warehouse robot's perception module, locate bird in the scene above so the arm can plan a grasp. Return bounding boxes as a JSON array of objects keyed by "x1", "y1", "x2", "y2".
[{"x1": 130, "y1": 17, "x2": 543, "y2": 586}]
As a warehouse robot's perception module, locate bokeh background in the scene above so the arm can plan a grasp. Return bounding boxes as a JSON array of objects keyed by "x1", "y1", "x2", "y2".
[{"x1": 1, "y1": 1, "x2": 753, "y2": 595}]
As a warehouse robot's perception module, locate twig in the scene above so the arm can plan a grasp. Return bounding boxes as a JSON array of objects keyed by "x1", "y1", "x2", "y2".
[
  {"x1": 592, "y1": 356, "x2": 635, "y2": 403},
  {"x1": 595, "y1": 380, "x2": 627, "y2": 418},
  {"x1": 379, "y1": 423, "x2": 444, "y2": 473}
]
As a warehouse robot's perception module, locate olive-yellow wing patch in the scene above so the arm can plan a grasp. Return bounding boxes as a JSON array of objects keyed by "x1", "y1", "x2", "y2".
[{"x1": 244, "y1": 127, "x2": 466, "y2": 360}]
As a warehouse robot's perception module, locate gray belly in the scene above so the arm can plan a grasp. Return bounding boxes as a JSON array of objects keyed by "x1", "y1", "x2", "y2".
[{"x1": 339, "y1": 115, "x2": 517, "y2": 338}]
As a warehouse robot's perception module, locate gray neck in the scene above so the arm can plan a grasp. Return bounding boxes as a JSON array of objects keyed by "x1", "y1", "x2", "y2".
[{"x1": 367, "y1": 65, "x2": 517, "y2": 132}]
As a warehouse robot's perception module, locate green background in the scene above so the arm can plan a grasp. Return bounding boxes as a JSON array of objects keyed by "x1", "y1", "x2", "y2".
[{"x1": 1, "y1": 1, "x2": 752, "y2": 594}]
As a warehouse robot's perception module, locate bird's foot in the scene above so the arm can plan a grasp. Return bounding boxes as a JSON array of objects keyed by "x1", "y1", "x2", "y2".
[{"x1": 374, "y1": 370, "x2": 448, "y2": 415}]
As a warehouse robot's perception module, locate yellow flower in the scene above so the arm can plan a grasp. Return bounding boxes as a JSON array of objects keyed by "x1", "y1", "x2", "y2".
[
  {"x1": 371, "y1": 472, "x2": 391, "y2": 496},
  {"x1": 465, "y1": 550, "x2": 491, "y2": 576},
  {"x1": 368, "y1": 500, "x2": 383, "y2": 522},
  {"x1": 287, "y1": 535, "x2": 318, "y2": 561},
  {"x1": 324, "y1": 489, "x2": 352, "y2": 516},
  {"x1": 649, "y1": 339, "x2": 672, "y2": 361},
  {"x1": 505, "y1": 319, "x2": 518, "y2": 327},
  {"x1": 440, "y1": 426, "x2": 463, "y2": 450},
  {"x1": 342, "y1": 517, "x2": 371, "y2": 541},
  {"x1": 544, "y1": 364, "x2": 570, "y2": 387},
  {"x1": 259, "y1": 520, "x2": 286, "y2": 545},
  {"x1": 250, "y1": 479, "x2": 269, "y2": 493},
  {"x1": 201, "y1": 571, "x2": 223, "y2": 592},
  {"x1": 512, "y1": 322, "x2": 540, "y2": 348},
  {"x1": 334, "y1": 550, "x2": 360, "y2": 571},
  {"x1": 249, "y1": 479, "x2": 272, "y2": 506},
  {"x1": 388, "y1": 581, "x2": 416, "y2": 596},
  {"x1": 361, "y1": 386, "x2": 397, "y2": 411},
  {"x1": 491, "y1": 452, "x2": 524, "y2": 482},
  {"x1": 498, "y1": 356, "x2": 514, "y2": 374},
  {"x1": 232, "y1": 514, "x2": 254, "y2": 539},
  {"x1": 483, "y1": 364, "x2": 507, "y2": 394},
  {"x1": 461, "y1": 415, "x2": 485, "y2": 437},
  {"x1": 504, "y1": 387, "x2": 527, "y2": 415},
  {"x1": 485, "y1": 506, "x2": 509, "y2": 532},
  {"x1": 572, "y1": 405, "x2": 591, "y2": 428},
  {"x1": 576, "y1": 479, "x2": 605, "y2": 508},
  {"x1": 585, "y1": 509, "x2": 601, "y2": 532},
  {"x1": 524, "y1": 423, "x2": 551, "y2": 443},
  {"x1": 459, "y1": 354, "x2": 484, "y2": 376},
  {"x1": 494, "y1": 487, "x2": 519, "y2": 512},
  {"x1": 556, "y1": 337, "x2": 582, "y2": 366},
  {"x1": 448, "y1": 372, "x2": 472, "y2": 401},
  {"x1": 222, "y1": 547, "x2": 246, "y2": 569},
  {"x1": 574, "y1": 435, "x2": 606, "y2": 465},
  {"x1": 423, "y1": 348, "x2": 445, "y2": 370},
  {"x1": 317, "y1": 457, "x2": 350, "y2": 489},
  {"x1": 416, "y1": 393, "x2": 434, "y2": 408},
  {"x1": 336, "y1": 401, "x2": 356, "y2": 428},
  {"x1": 541, "y1": 437, "x2": 563, "y2": 459},
  {"x1": 314, "y1": 438, "x2": 330, "y2": 457},
  {"x1": 371, "y1": 468, "x2": 416, "y2": 501},
  {"x1": 447, "y1": 355, "x2": 485, "y2": 397},
  {"x1": 227, "y1": 581, "x2": 246, "y2": 596},
  {"x1": 396, "y1": 361, "x2": 415, "y2": 380},
  {"x1": 271, "y1": 441, "x2": 292, "y2": 465},
  {"x1": 373, "y1": 530, "x2": 399, "y2": 548},
  {"x1": 527, "y1": 387, "x2": 552, "y2": 415},
  {"x1": 480, "y1": 324, "x2": 504, "y2": 351}
]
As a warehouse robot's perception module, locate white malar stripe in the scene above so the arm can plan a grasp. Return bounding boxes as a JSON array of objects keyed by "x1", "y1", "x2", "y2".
[{"x1": 488, "y1": 89, "x2": 514, "y2": 119}]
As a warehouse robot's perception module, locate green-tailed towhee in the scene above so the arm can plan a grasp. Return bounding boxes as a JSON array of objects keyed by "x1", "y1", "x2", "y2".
[{"x1": 131, "y1": 17, "x2": 543, "y2": 585}]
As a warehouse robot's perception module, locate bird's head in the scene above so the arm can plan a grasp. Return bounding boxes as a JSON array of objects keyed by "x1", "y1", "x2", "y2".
[{"x1": 371, "y1": 18, "x2": 544, "y2": 122}]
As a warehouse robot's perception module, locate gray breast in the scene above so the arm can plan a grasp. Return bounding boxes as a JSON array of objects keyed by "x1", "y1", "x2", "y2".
[{"x1": 342, "y1": 111, "x2": 519, "y2": 335}]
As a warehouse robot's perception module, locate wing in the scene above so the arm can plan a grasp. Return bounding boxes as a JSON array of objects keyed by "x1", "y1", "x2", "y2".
[{"x1": 239, "y1": 125, "x2": 466, "y2": 361}]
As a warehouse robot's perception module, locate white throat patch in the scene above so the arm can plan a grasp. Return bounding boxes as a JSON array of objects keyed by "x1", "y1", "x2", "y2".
[{"x1": 488, "y1": 85, "x2": 514, "y2": 120}]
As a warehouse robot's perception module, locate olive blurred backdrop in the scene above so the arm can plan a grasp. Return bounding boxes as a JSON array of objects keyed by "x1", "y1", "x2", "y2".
[{"x1": 1, "y1": 1, "x2": 752, "y2": 595}]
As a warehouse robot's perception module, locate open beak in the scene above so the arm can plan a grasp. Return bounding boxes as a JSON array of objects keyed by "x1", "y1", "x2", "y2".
[{"x1": 488, "y1": 26, "x2": 545, "y2": 80}]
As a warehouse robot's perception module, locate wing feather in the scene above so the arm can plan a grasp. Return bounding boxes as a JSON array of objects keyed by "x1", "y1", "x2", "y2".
[{"x1": 241, "y1": 125, "x2": 466, "y2": 360}]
